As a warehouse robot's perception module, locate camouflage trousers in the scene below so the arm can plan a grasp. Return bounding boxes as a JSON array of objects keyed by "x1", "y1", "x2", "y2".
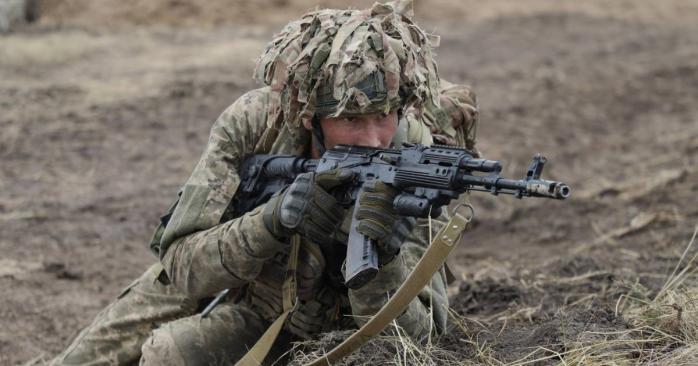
[{"x1": 50, "y1": 263, "x2": 292, "y2": 366}]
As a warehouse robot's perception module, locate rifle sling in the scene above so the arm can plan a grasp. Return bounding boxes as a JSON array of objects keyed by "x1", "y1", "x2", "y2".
[
  {"x1": 234, "y1": 234, "x2": 300, "y2": 366},
  {"x1": 235, "y1": 206, "x2": 472, "y2": 366},
  {"x1": 305, "y1": 206, "x2": 471, "y2": 365}
]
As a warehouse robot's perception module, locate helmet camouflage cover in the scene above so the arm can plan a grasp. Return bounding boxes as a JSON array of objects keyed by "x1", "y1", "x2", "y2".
[{"x1": 254, "y1": 0, "x2": 441, "y2": 130}]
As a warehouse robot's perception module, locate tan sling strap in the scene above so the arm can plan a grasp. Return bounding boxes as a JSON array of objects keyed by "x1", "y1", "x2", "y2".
[
  {"x1": 235, "y1": 234, "x2": 301, "y2": 366},
  {"x1": 235, "y1": 204, "x2": 472, "y2": 366},
  {"x1": 305, "y1": 204, "x2": 473, "y2": 366}
]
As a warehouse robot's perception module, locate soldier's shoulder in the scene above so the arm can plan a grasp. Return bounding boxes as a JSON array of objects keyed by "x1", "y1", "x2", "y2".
[
  {"x1": 216, "y1": 86, "x2": 273, "y2": 127},
  {"x1": 237, "y1": 86, "x2": 273, "y2": 107},
  {"x1": 222, "y1": 86, "x2": 273, "y2": 113}
]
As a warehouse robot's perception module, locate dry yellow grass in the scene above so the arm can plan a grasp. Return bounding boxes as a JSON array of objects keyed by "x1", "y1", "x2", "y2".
[{"x1": 285, "y1": 225, "x2": 698, "y2": 365}]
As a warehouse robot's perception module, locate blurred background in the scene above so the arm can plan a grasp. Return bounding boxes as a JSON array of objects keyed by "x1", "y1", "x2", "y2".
[{"x1": 1, "y1": 1, "x2": 697, "y2": 364}]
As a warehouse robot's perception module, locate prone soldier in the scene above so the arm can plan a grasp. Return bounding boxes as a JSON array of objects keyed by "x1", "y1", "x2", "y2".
[{"x1": 50, "y1": 1, "x2": 479, "y2": 365}]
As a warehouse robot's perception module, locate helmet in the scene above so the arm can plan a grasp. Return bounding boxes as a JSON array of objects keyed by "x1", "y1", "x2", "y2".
[{"x1": 254, "y1": 0, "x2": 441, "y2": 136}]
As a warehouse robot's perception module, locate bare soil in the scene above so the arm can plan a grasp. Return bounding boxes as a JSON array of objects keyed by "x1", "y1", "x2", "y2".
[{"x1": 2, "y1": 1, "x2": 697, "y2": 365}]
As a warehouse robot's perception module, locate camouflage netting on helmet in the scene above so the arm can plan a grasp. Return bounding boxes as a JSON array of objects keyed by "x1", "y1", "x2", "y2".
[
  {"x1": 421, "y1": 81, "x2": 480, "y2": 152},
  {"x1": 254, "y1": 0, "x2": 441, "y2": 131}
]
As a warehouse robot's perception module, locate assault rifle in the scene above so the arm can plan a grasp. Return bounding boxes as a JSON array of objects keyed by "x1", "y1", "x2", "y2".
[{"x1": 232, "y1": 143, "x2": 570, "y2": 289}]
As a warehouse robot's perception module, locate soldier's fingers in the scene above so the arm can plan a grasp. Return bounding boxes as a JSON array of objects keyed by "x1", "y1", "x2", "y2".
[
  {"x1": 359, "y1": 191, "x2": 395, "y2": 209},
  {"x1": 362, "y1": 180, "x2": 397, "y2": 195},
  {"x1": 306, "y1": 203, "x2": 337, "y2": 230},
  {"x1": 304, "y1": 224, "x2": 333, "y2": 245},
  {"x1": 357, "y1": 220, "x2": 389, "y2": 241},
  {"x1": 315, "y1": 169, "x2": 355, "y2": 190},
  {"x1": 312, "y1": 191, "x2": 345, "y2": 223},
  {"x1": 356, "y1": 205, "x2": 397, "y2": 223}
]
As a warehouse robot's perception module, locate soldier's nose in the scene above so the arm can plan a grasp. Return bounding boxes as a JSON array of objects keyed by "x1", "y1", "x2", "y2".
[{"x1": 360, "y1": 132, "x2": 382, "y2": 147}]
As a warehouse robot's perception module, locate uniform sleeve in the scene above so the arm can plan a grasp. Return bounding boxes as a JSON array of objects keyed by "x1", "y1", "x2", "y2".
[
  {"x1": 157, "y1": 89, "x2": 286, "y2": 300},
  {"x1": 347, "y1": 214, "x2": 449, "y2": 341}
]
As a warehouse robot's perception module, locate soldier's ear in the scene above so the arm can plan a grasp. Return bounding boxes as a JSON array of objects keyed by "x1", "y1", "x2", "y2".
[{"x1": 302, "y1": 117, "x2": 313, "y2": 131}]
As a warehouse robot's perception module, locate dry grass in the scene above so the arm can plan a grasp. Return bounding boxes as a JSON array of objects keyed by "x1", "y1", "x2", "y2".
[
  {"x1": 521, "y1": 225, "x2": 698, "y2": 366},
  {"x1": 285, "y1": 225, "x2": 698, "y2": 365},
  {"x1": 285, "y1": 319, "x2": 480, "y2": 366}
]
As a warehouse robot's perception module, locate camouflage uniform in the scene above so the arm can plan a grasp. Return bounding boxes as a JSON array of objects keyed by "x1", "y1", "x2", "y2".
[{"x1": 51, "y1": 2, "x2": 478, "y2": 365}]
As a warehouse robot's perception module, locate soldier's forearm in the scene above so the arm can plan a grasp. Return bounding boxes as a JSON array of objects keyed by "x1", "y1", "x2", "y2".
[{"x1": 161, "y1": 204, "x2": 286, "y2": 300}]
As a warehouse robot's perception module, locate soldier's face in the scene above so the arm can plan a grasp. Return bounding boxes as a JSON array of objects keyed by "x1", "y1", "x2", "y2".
[{"x1": 306, "y1": 110, "x2": 398, "y2": 156}]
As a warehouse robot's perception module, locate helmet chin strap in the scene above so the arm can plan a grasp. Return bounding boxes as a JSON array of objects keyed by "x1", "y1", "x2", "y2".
[{"x1": 311, "y1": 114, "x2": 327, "y2": 156}]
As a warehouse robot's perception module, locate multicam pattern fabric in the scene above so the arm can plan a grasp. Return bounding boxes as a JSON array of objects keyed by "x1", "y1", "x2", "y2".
[
  {"x1": 51, "y1": 263, "x2": 200, "y2": 365},
  {"x1": 52, "y1": 82, "x2": 468, "y2": 364},
  {"x1": 254, "y1": 0, "x2": 441, "y2": 128},
  {"x1": 158, "y1": 83, "x2": 451, "y2": 326},
  {"x1": 422, "y1": 80, "x2": 480, "y2": 153},
  {"x1": 51, "y1": 1, "x2": 480, "y2": 364}
]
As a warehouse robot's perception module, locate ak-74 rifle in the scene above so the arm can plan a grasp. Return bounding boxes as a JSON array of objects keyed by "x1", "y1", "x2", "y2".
[{"x1": 231, "y1": 143, "x2": 570, "y2": 290}]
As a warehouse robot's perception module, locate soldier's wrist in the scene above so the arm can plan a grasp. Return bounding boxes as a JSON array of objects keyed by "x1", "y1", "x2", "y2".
[
  {"x1": 262, "y1": 194, "x2": 290, "y2": 241},
  {"x1": 239, "y1": 203, "x2": 289, "y2": 258}
]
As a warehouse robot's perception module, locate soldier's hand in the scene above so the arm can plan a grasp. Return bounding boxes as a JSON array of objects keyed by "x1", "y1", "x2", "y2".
[
  {"x1": 286, "y1": 288, "x2": 338, "y2": 339},
  {"x1": 355, "y1": 180, "x2": 416, "y2": 264},
  {"x1": 263, "y1": 169, "x2": 354, "y2": 245}
]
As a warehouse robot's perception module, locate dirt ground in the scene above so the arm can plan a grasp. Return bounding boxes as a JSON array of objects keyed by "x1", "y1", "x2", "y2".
[{"x1": 1, "y1": 1, "x2": 697, "y2": 365}]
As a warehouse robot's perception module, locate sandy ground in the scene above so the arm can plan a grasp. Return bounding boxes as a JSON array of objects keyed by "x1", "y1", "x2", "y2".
[{"x1": 1, "y1": 1, "x2": 697, "y2": 364}]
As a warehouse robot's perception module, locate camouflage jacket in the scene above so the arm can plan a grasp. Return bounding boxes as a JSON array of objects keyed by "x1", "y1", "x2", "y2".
[{"x1": 150, "y1": 83, "x2": 478, "y2": 340}]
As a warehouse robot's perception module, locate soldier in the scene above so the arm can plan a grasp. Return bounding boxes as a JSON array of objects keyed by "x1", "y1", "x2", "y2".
[{"x1": 51, "y1": 1, "x2": 478, "y2": 365}]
